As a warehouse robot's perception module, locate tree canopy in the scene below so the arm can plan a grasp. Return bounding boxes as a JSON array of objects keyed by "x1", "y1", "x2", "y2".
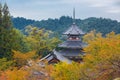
[{"x1": 12, "y1": 16, "x2": 120, "y2": 36}]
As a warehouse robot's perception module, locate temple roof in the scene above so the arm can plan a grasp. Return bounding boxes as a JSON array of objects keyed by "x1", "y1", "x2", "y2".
[
  {"x1": 39, "y1": 49, "x2": 84, "y2": 64},
  {"x1": 59, "y1": 49, "x2": 84, "y2": 57},
  {"x1": 58, "y1": 49, "x2": 84, "y2": 57},
  {"x1": 53, "y1": 50, "x2": 72, "y2": 63},
  {"x1": 58, "y1": 40, "x2": 86, "y2": 48},
  {"x1": 63, "y1": 23, "x2": 85, "y2": 35},
  {"x1": 40, "y1": 51, "x2": 72, "y2": 64},
  {"x1": 39, "y1": 53, "x2": 54, "y2": 61}
]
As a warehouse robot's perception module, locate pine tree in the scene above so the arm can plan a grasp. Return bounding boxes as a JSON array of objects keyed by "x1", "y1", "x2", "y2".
[
  {"x1": 2, "y1": 3, "x2": 12, "y2": 28},
  {"x1": 0, "y1": 3, "x2": 4, "y2": 58},
  {"x1": 0, "y1": 3, "x2": 2, "y2": 24},
  {"x1": 0, "y1": 3, "x2": 13, "y2": 59},
  {"x1": 0, "y1": 3, "x2": 28, "y2": 59}
]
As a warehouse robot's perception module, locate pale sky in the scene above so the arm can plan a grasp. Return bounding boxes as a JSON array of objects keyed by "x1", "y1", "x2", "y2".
[{"x1": 1, "y1": 0, "x2": 120, "y2": 21}]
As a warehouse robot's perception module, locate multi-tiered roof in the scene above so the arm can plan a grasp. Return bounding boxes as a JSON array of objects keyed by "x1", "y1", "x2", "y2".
[
  {"x1": 63, "y1": 23, "x2": 84, "y2": 35},
  {"x1": 58, "y1": 8, "x2": 85, "y2": 49},
  {"x1": 58, "y1": 23, "x2": 85, "y2": 49},
  {"x1": 54, "y1": 8, "x2": 86, "y2": 62},
  {"x1": 40, "y1": 8, "x2": 86, "y2": 63}
]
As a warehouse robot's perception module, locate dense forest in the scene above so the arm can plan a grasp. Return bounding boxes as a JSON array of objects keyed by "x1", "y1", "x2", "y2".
[
  {"x1": 0, "y1": 3, "x2": 120, "y2": 80},
  {"x1": 12, "y1": 16, "x2": 120, "y2": 35}
]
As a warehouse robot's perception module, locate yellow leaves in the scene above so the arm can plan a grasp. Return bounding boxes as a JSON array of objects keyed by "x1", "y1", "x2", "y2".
[
  {"x1": 1, "y1": 60, "x2": 53, "y2": 80},
  {"x1": 83, "y1": 54, "x2": 95, "y2": 63},
  {"x1": 0, "y1": 68, "x2": 28, "y2": 80},
  {"x1": 52, "y1": 62, "x2": 81, "y2": 80},
  {"x1": 0, "y1": 59, "x2": 53, "y2": 80},
  {"x1": 45, "y1": 64, "x2": 54, "y2": 75},
  {"x1": 24, "y1": 25, "x2": 61, "y2": 56},
  {"x1": 5, "y1": 68, "x2": 28, "y2": 80},
  {"x1": 0, "y1": 58, "x2": 13, "y2": 71},
  {"x1": 82, "y1": 31, "x2": 120, "y2": 79},
  {"x1": 106, "y1": 31, "x2": 115, "y2": 38},
  {"x1": 83, "y1": 30, "x2": 96, "y2": 43},
  {"x1": 13, "y1": 50, "x2": 36, "y2": 60},
  {"x1": 83, "y1": 30, "x2": 102, "y2": 43},
  {"x1": 12, "y1": 50, "x2": 37, "y2": 67}
]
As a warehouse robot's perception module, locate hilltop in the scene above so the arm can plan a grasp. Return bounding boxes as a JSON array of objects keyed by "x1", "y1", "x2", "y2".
[{"x1": 12, "y1": 16, "x2": 120, "y2": 35}]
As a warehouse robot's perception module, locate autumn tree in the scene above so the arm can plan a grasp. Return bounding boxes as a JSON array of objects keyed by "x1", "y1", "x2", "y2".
[
  {"x1": 81, "y1": 31, "x2": 120, "y2": 80},
  {"x1": 25, "y1": 25, "x2": 61, "y2": 57},
  {"x1": 0, "y1": 58, "x2": 13, "y2": 71},
  {"x1": 12, "y1": 50, "x2": 37, "y2": 68},
  {"x1": 51, "y1": 62, "x2": 81, "y2": 80},
  {"x1": 4, "y1": 67, "x2": 28, "y2": 80}
]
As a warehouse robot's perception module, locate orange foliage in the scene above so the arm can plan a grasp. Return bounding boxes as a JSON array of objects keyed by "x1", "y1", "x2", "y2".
[
  {"x1": 0, "y1": 72, "x2": 7, "y2": 80},
  {"x1": 5, "y1": 68, "x2": 28, "y2": 80},
  {"x1": 12, "y1": 50, "x2": 37, "y2": 67},
  {"x1": 82, "y1": 31, "x2": 120, "y2": 80}
]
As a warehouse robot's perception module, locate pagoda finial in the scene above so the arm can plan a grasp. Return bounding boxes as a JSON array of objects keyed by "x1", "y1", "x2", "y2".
[{"x1": 73, "y1": 8, "x2": 75, "y2": 24}]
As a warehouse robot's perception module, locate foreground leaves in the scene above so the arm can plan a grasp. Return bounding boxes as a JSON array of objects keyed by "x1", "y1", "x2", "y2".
[
  {"x1": 13, "y1": 50, "x2": 37, "y2": 67},
  {"x1": 82, "y1": 31, "x2": 120, "y2": 80}
]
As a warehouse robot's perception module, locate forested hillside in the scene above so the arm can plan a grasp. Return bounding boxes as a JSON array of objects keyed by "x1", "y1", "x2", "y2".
[
  {"x1": 11, "y1": 17, "x2": 36, "y2": 30},
  {"x1": 12, "y1": 16, "x2": 120, "y2": 35}
]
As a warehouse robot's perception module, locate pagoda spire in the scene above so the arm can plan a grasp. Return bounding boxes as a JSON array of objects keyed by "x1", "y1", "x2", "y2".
[
  {"x1": 73, "y1": 8, "x2": 75, "y2": 24},
  {"x1": 63, "y1": 8, "x2": 85, "y2": 35}
]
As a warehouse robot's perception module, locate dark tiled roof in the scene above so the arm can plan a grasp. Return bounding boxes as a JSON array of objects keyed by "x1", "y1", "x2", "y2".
[
  {"x1": 58, "y1": 40, "x2": 86, "y2": 48},
  {"x1": 40, "y1": 51, "x2": 72, "y2": 63},
  {"x1": 53, "y1": 50, "x2": 72, "y2": 63},
  {"x1": 57, "y1": 49, "x2": 84, "y2": 57},
  {"x1": 63, "y1": 23, "x2": 85, "y2": 35}
]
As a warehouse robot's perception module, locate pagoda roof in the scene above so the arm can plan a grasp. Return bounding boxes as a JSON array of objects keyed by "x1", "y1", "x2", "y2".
[
  {"x1": 53, "y1": 50, "x2": 72, "y2": 63},
  {"x1": 63, "y1": 23, "x2": 85, "y2": 35},
  {"x1": 58, "y1": 49, "x2": 84, "y2": 57},
  {"x1": 40, "y1": 51, "x2": 72, "y2": 64},
  {"x1": 58, "y1": 40, "x2": 86, "y2": 48}
]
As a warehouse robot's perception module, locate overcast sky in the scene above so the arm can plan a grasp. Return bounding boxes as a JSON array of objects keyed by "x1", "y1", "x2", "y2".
[{"x1": 1, "y1": 0, "x2": 120, "y2": 21}]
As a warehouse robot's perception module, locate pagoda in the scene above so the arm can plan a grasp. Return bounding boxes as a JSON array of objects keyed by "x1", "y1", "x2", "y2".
[{"x1": 40, "y1": 8, "x2": 86, "y2": 63}]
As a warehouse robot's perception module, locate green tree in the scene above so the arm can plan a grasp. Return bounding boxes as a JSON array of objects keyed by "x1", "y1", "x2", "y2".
[
  {"x1": 0, "y1": 3, "x2": 26, "y2": 59},
  {"x1": 25, "y1": 25, "x2": 61, "y2": 57},
  {"x1": 2, "y1": 3, "x2": 12, "y2": 28},
  {"x1": 0, "y1": 3, "x2": 2, "y2": 24},
  {"x1": 0, "y1": 3, "x2": 13, "y2": 59},
  {"x1": 0, "y1": 58, "x2": 13, "y2": 71}
]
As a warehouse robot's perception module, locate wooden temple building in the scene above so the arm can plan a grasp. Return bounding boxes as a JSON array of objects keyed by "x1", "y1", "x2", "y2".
[{"x1": 40, "y1": 9, "x2": 86, "y2": 64}]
